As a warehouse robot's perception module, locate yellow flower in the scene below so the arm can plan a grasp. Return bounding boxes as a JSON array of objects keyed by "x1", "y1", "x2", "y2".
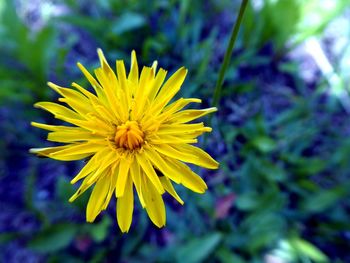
[{"x1": 30, "y1": 49, "x2": 219, "y2": 232}]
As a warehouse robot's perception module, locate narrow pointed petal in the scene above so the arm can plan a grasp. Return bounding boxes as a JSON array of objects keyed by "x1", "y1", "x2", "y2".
[
  {"x1": 172, "y1": 144, "x2": 219, "y2": 169},
  {"x1": 69, "y1": 168, "x2": 109, "y2": 202},
  {"x1": 136, "y1": 153, "x2": 164, "y2": 194},
  {"x1": 132, "y1": 67, "x2": 154, "y2": 119},
  {"x1": 31, "y1": 122, "x2": 86, "y2": 132},
  {"x1": 168, "y1": 107, "x2": 217, "y2": 123},
  {"x1": 48, "y1": 82, "x2": 91, "y2": 116},
  {"x1": 153, "y1": 143, "x2": 218, "y2": 169},
  {"x1": 115, "y1": 157, "x2": 132, "y2": 197},
  {"x1": 34, "y1": 102, "x2": 83, "y2": 120},
  {"x1": 157, "y1": 123, "x2": 211, "y2": 135},
  {"x1": 151, "y1": 67, "x2": 187, "y2": 114},
  {"x1": 130, "y1": 161, "x2": 146, "y2": 208},
  {"x1": 102, "y1": 163, "x2": 119, "y2": 210},
  {"x1": 70, "y1": 148, "x2": 109, "y2": 184},
  {"x1": 146, "y1": 148, "x2": 207, "y2": 193},
  {"x1": 49, "y1": 142, "x2": 105, "y2": 159},
  {"x1": 30, "y1": 145, "x2": 70, "y2": 156},
  {"x1": 159, "y1": 176, "x2": 184, "y2": 205},
  {"x1": 47, "y1": 130, "x2": 99, "y2": 143},
  {"x1": 77, "y1": 62, "x2": 106, "y2": 102},
  {"x1": 147, "y1": 68, "x2": 167, "y2": 102},
  {"x1": 144, "y1": 148, "x2": 181, "y2": 184},
  {"x1": 117, "y1": 175, "x2": 134, "y2": 233},
  {"x1": 168, "y1": 159, "x2": 208, "y2": 193},
  {"x1": 86, "y1": 174, "x2": 110, "y2": 222},
  {"x1": 142, "y1": 175, "x2": 166, "y2": 228},
  {"x1": 128, "y1": 50, "x2": 139, "y2": 84}
]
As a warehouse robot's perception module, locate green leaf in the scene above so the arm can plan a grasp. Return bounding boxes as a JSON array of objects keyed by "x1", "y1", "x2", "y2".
[
  {"x1": 111, "y1": 12, "x2": 146, "y2": 35},
  {"x1": 56, "y1": 176, "x2": 90, "y2": 211},
  {"x1": 302, "y1": 185, "x2": 348, "y2": 213},
  {"x1": 176, "y1": 233, "x2": 222, "y2": 263},
  {"x1": 0, "y1": 232, "x2": 19, "y2": 244},
  {"x1": 88, "y1": 216, "x2": 112, "y2": 242},
  {"x1": 251, "y1": 136, "x2": 277, "y2": 153},
  {"x1": 295, "y1": 0, "x2": 348, "y2": 44},
  {"x1": 289, "y1": 238, "x2": 328, "y2": 262},
  {"x1": 216, "y1": 247, "x2": 245, "y2": 263},
  {"x1": 28, "y1": 223, "x2": 78, "y2": 253},
  {"x1": 56, "y1": 176, "x2": 76, "y2": 202},
  {"x1": 236, "y1": 192, "x2": 259, "y2": 211}
]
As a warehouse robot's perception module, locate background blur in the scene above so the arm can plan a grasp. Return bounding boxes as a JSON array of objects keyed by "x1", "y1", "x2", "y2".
[{"x1": 1, "y1": 0, "x2": 350, "y2": 262}]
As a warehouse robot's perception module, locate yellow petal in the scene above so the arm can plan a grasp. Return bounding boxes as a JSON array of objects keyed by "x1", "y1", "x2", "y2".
[
  {"x1": 145, "y1": 148, "x2": 206, "y2": 193},
  {"x1": 47, "y1": 130, "x2": 100, "y2": 143},
  {"x1": 162, "y1": 98, "x2": 201, "y2": 114},
  {"x1": 142, "y1": 174, "x2": 166, "y2": 228},
  {"x1": 77, "y1": 62, "x2": 106, "y2": 103},
  {"x1": 48, "y1": 82, "x2": 91, "y2": 117},
  {"x1": 29, "y1": 145, "x2": 71, "y2": 156},
  {"x1": 70, "y1": 148, "x2": 109, "y2": 184},
  {"x1": 168, "y1": 107, "x2": 217, "y2": 123},
  {"x1": 172, "y1": 144, "x2": 219, "y2": 169},
  {"x1": 116, "y1": 60, "x2": 127, "y2": 90},
  {"x1": 69, "y1": 168, "x2": 109, "y2": 202},
  {"x1": 152, "y1": 144, "x2": 197, "y2": 166},
  {"x1": 128, "y1": 50, "x2": 139, "y2": 84},
  {"x1": 59, "y1": 117, "x2": 113, "y2": 135},
  {"x1": 150, "y1": 135, "x2": 197, "y2": 144},
  {"x1": 117, "y1": 175, "x2": 134, "y2": 233},
  {"x1": 136, "y1": 153, "x2": 164, "y2": 194},
  {"x1": 71, "y1": 82, "x2": 100, "y2": 104},
  {"x1": 94, "y1": 67, "x2": 121, "y2": 121},
  {"x1": 86, "y1": 152, "x2": 121, "y2": 185},
  {"x1": 130, "y1": 161, "x2": 146, "y2": 208},
  {"x1": 116, "y1": 60, "x2": 131, "y2": 117},
  {"x1": 151, "y1": 60, "x2": 158, "y2": 73},
  {"x1": 49, "y1": 142, "x2": 104, "y2": 159},
  {"x1": 31, "y1": 122, "x2": 85, "y2": 132},
  {"x1": 102, "y1": 164, "x2": 118, "y2": 210},
  {"x1": 34, "y1": 102, "x2": 83, "y2": 120},
  {"x1": 153, "y1": 143, "x2": 218, "y2": 169},
  {"x1": 151, "y1": 67, "x2": 187, "y2": 115},
  {"x1": 155, "y1": 98, "x2": 201, "y2": 123},
  {"x1": 167, "y1": 158, "x2": 208, "y2": 194},
  {"x1": 30, "y1": 145, "x2": 91, "y2": 161},
  {"x1": 144, "y1": 148, "x2": 181, "y2": 184},
  {"x1": 147, "y1": 68, "x2": 167, "y2": 102},
  {"x1": 132, "y1": 67, "x2": 153, "y2": 119},
  {"x1": 86, "y1": 174, "x2": 110, "y2": 222},
  {"x1": 159, "y1": 176, "x2": 184, "y2": 205},
  {"x1": 157, "y1": 123, "x2": 211, "y2": 135},
  {"x1": 97, "y1": 48, "x2": 117, "y2": 88},
  {"x1": 115, "y1": 156, "x2": 132, "y2": 197}
]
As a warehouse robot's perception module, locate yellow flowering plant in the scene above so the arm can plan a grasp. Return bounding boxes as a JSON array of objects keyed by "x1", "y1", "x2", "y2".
[{"x1": 31, "y1": 49, "x2": 218, "y2": 232}]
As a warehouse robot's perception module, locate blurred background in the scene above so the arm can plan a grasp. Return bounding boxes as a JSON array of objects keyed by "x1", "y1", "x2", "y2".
[{"x1": 1, "y1": 0, "x2": 350, "y2": 262}]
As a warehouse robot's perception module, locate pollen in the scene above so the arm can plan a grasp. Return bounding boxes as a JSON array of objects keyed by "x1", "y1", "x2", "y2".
[{"x1": 115, "y1": 121, "x2": 144, "y2": 150}]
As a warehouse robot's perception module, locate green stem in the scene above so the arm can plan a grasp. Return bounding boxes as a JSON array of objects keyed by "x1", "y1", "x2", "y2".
[{"x1": 212, "y1": 0, "x2": 248, "y2": 108}]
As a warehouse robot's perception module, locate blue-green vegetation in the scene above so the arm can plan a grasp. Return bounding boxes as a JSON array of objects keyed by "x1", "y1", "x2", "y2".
[{"x1": 1, "y1": 0, "x2": 350, "y2": 262}]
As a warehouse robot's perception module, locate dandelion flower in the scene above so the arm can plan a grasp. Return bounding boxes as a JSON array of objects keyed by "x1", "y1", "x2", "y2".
[{"x1": 30, "y1": 49, "x2": 219, "y2": 232}]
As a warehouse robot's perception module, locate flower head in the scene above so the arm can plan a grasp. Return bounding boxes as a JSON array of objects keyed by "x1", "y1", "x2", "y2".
[{"x1": 31, "y1": 49, "x2": 219, "y2": 232}]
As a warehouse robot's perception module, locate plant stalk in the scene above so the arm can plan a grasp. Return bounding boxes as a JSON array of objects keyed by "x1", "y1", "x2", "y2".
[{"x1": 212, "y1": 0, "x2": 248, "y2": 108}]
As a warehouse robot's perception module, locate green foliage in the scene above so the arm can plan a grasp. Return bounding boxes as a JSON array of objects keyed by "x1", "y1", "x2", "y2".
[
  {"x1": 0, "y1": 0, "x2": 59, "y2": 103},
  {"x1": 242, "y1": 0, "x2": 349, "y2": 53},
  {"x1": 28, "y1": 223, "x2": 78, "y2": 253},
  {"x1": 1, "y1": 0, "x2": 350, "y2": 262},
  {"x1": 176, "y1": 233, "x2": 222, "y2": 263}
]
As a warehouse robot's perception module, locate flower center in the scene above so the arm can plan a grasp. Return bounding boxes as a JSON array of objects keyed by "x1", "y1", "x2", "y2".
[{"x1": 114, "y1": 121, "x2": 144, "y2": 150}]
